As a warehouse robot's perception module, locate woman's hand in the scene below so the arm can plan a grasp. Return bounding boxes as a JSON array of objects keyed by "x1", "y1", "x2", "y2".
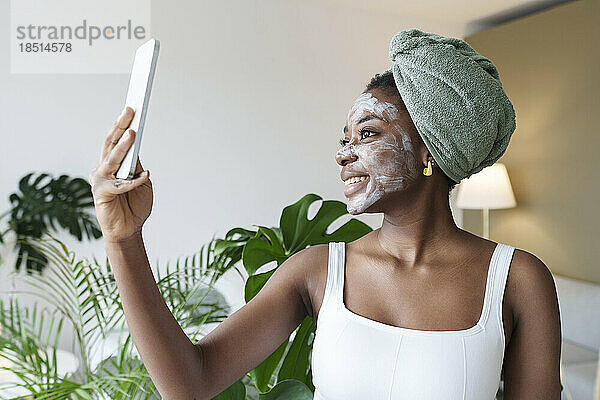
[{"x1": 88, "y1": 106, "x2": 153, "y2": 243}]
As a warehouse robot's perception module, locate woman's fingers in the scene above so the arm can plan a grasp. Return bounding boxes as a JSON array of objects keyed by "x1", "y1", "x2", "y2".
[
  {"x1": 99, "y1": 169, "x2": 150, "y2": 196},
  {"x1": 98, "y1": 129, "x2": 136, "y2": 177},
  {"x1": 101, "y1": 106, "x2": 134, "y2": 162}
]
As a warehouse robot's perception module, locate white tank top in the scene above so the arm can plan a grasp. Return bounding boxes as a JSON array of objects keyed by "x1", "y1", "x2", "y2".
[{"x1": 311, "y1": 241, "x2": 516, "y2": 400}]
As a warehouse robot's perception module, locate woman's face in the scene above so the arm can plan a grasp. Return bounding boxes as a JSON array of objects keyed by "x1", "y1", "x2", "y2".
[{"x1": 336, "y1": 90, "x2": 422, "y2": 215}]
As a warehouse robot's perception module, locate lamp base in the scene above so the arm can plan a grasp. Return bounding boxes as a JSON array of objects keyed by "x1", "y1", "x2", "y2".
[{"x1": 482, "y1": 208, "x2": 489, "y2": 240}]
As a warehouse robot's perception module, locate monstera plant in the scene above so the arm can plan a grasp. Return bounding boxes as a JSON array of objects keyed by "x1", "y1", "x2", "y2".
[
  {"x1": 212, "y1": 193, "x2": 373, "y2": 398},
  {"x1": 0, "y1": 172, "x2": 101, "y2": 273}
]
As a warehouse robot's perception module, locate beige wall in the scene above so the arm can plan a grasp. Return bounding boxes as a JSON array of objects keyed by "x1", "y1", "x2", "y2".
[{"x1": 462, "y1": 0, "x2": 600, "y2": 283}]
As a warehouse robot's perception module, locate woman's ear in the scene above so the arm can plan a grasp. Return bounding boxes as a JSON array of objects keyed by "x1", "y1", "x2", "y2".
[{"x1": 421, "y1": 149, "x2": 434, "y2": 168}]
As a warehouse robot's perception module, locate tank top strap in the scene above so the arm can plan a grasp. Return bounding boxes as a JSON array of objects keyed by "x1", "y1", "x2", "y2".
[
  {"x1": 322, "y1": 241, "x2": 345, "y2": 311},
  {"x1": 487, "y1": 243, "x2": 516, "y2": 337}
]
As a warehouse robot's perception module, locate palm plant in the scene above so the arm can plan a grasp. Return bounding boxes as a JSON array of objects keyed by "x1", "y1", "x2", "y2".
[{"x1": 0, "y1": 232, "x2": 233, "y2": 399}]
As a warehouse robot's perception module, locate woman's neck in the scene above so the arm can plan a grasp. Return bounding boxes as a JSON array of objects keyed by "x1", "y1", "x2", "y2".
[{"x1": 375, "y1": 190, "x2": 463, "y2": 267}]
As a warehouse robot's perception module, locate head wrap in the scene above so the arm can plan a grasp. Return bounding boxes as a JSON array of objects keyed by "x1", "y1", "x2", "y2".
[{"x1": 383, "y1": 28, "x2": 516, "y2": 183}]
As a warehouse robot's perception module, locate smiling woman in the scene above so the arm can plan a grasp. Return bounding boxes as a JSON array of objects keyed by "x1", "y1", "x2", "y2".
[
  {"x1": 88, "y1": 28, "x2": 561, "y2": 400},
  {"x1": 309, "y1": 28, "x2": 560, "y2": 400}
]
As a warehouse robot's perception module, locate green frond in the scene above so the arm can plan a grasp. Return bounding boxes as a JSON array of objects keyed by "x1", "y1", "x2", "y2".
[{"x1": 2, "y1": 231, "x2": 238, "y2": 399}]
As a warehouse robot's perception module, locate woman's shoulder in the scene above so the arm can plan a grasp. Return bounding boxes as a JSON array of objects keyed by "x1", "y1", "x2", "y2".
[
  {"x1": 456, "y1": 232, "x2": 557, "y2": 315},
  {"x1": 280, "y1": 244, "x2": 330, "y2": 293},
  {"x1": 505, "y1": 246, "x2": 559, "y2": 323},
  {"x1": 508, "y1": 246, "x2": 554, "y2": 290},
  {"x1": 471, "y1": 235, "x2": 556, "y2": 309}
]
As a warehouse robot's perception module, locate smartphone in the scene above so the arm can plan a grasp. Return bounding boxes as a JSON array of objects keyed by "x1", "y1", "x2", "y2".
[{"x1": 115, "y1": 38, "x2": 160, "y2": 180}]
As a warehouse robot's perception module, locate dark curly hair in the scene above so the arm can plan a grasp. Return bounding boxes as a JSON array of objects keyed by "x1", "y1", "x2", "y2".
[{"x1": 364, "y1": 71, "x2": 458, "y2": 194}]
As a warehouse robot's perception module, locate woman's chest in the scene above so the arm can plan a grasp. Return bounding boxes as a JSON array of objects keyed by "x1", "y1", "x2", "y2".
[{"x1": 308, "y1": 247, "x2": 515, "y2": 343}]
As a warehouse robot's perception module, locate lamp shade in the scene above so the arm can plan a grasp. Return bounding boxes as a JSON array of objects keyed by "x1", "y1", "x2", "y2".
[{"x1": 455, "y1": 163, "x2": 517, "y2": 209}]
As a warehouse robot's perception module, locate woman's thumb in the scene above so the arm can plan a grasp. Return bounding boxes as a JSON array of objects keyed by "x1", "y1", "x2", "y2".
[{"x1": 108, "y1": 170, "x2": 149, "y2": 194}]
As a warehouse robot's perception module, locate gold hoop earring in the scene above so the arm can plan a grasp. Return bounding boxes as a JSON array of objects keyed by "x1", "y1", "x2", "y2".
[{"x1": 423, "y1": 160, "x2": 433, "y2": 176}]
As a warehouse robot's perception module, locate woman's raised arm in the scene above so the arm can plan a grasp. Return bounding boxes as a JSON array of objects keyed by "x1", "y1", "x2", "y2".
[{"x1": 90, "y1": 106, "x2": 312, "y2": 399}]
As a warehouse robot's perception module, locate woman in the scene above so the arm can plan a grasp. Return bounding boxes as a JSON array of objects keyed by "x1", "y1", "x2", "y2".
[{"x1": 89, "y1": 29, "x2": 562, "y2": 399}]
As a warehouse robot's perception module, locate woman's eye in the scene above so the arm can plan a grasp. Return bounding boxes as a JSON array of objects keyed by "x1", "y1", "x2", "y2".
[
  {"x1": 361, "y1": 130, "x2": 377, "y2": 139},
  {"x1": 339, "y1": 130, "x2": 377, "y2": 147}
]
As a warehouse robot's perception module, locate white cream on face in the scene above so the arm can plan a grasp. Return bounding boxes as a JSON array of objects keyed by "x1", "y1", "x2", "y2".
[
  {"x1": 338, "y1": 92, "x2": 421, "y2": 214},
  {"x1": 346, "y1": 92, "x2": 401, "y2": 123}
]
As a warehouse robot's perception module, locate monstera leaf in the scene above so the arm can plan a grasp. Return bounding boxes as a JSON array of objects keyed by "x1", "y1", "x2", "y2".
[
  {"x1": 242, "y1": 227, "x2": 287, "y2": 276},
  {"x1": 211, "y1": 379, "x2": 246, "y2": 400},
  {"x1": 244, "y1": 268, "x2": 276, "y2": 303},
  {"x1": 248, "y1": 338, "x2": 288, "y2": 393},
  {"x1": 5, "y1": 172, "x2": 102, "y2": 273},
  {"x1": 276, "y1": 316, "x2": 314, "y2": 387},
  {"x1": 258, "y1": 379, "x2": 313, "y2": 400},
  {"x1": 242, "y1": 193, "x2": 371, "y2": 276}
]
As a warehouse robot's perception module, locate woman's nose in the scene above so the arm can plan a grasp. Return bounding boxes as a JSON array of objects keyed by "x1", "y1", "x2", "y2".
[{"x1": 336, "y1": 148, "x2": 357, "y2": 166}]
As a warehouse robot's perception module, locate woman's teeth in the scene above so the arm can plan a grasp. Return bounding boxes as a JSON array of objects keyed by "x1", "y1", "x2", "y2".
[{"x1": 344, "y1": 175, "x2": 368, "y2": 186}]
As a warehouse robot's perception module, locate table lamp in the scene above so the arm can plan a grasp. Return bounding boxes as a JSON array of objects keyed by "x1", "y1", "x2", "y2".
[{"x1": 455, "y1": 162, "x2": 517, "y2": 239}]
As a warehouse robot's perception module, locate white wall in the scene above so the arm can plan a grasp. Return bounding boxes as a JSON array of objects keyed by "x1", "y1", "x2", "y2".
[{"x1": 0, "y1": 0, "x2": 464, "y2": 355}]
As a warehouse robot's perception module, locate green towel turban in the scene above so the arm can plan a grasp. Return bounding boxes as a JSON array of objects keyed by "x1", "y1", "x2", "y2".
[{"x1": 383, "y1": 28, "x2": 516, "y2": 183}]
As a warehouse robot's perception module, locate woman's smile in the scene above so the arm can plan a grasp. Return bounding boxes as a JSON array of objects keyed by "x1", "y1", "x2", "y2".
[{"x1": 343, "y1": 175, "x2": 370, "y2": 197}]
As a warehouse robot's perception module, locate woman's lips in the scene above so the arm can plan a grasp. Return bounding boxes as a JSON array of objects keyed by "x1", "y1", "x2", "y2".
[{"x1": 344, "y1": 176, "x2": 370, "y2": 197}]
